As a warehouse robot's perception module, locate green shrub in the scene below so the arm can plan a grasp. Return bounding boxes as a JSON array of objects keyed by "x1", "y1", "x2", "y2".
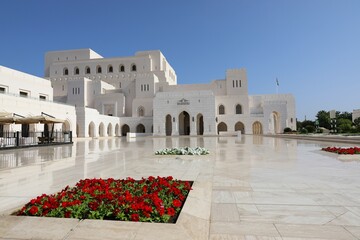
[
  {"x1": 300, "y1": 128, "x2": 308, "y2": 134},
  {"x1": 283, "y1": 127, "x2": 292, "y2": 133},
  {"x1": 305, "y1": 125, "x2": 315, "y2": 133}
]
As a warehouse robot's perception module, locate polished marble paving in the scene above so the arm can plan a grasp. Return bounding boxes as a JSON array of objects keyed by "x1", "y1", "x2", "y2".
[{"x1": 1, "y1": 135, "x2": 360, "y2": 239}]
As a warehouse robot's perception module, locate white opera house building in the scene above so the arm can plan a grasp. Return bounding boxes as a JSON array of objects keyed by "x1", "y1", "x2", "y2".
[{"x1": 0, "y1": 48, "x2": 296, "y2": 144}]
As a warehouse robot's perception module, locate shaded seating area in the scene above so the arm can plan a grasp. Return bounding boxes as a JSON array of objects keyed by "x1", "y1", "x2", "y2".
[{"x1": 0, "y1": 112, "x2": 72, "y2": 149}]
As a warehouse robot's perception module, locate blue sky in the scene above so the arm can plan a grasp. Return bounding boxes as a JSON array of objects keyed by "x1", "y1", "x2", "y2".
[{"x1": 0, "y1": 0, "x2": 359, "y2": 120}]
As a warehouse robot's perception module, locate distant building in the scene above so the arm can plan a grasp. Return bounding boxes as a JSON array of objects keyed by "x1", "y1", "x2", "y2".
[
  {"x1": 0, "y1": 48, "x2": 296, "y2": 137},
  {"x1": 353, "y1": 109, "x2": 360, "y2": 122}
]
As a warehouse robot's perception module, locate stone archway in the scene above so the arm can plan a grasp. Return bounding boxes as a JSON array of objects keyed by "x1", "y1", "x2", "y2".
[
  {"x1": 115, "y1": 124, "x2": 120, "y2": 136},
  {"x1": 88, "y1": 121, "x2": 95, "y2": 137},
  {"x1": 197, "y1": 113, "x2": 204, "y2": 135},
  {"x1": 107, "y1": 123, "x2": 113, "y2": 136},
  {"x1": 252, "y1": 121, "x2": 263, "y2": 135},
  {"x1": 121, "y1": 124, "x2": 130, "y2": 136},
  {"x1": 165, "y1": 114, "x2": 172, "y2": 136},
  {"x1": 62, "y1": 120, "x2": 71, "y2": 132},
  {"x1": 99, "y1": 123, "x2": 105, "y2": 137},
  {"x1": 234, "y1": 121, "x2": 245, "y2": 134},
  {"x1": 217, "y1": 122, "x2": 227, "y2": 134},
  {"x1": 271, "y1": 111, "x2": 280, "y2": 134},
  {"x1": 179, "y1": 111, "x2": 190, "y2": 135},
  {"x1": 136, "y1": 124, "x2": 145, "y2": 133}
]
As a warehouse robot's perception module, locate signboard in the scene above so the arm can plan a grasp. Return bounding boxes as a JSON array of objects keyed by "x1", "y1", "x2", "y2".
[{"x1": 177, "y1": 98, "x2": 190, "y2": 105}]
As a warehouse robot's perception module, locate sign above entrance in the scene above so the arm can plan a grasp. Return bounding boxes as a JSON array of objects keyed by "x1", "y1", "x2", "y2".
[{"x1": 177, "y1": 98, "x2": 190, "y2": 105}]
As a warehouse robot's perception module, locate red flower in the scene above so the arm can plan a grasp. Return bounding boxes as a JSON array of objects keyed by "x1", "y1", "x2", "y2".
[
  {"x1": 173, "y1": 199, "x2": 182, "y2": 208},
  {"x1": 167, "y1": 207, "x2": 175, "y2": 216},
  {"x1": 131, "y1": 213, "x2": 139, "y2": 221},
  {"x1": 29, "y1": 206, "x2": 38, "y2": 215},
  {"x1": 17, "y1": 176, "x2": 192, "y2": 223},
  {"x1": 64, "y1": 211, "x2": 72, "y2": 218},
  {"x1": 88, "y1": 201, "x2": 99, "y2": 211}
]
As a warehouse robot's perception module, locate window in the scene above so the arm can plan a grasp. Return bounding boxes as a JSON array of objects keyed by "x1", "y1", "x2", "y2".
[
  {"x1": 63, "y1": 68, "x2": 69, "y2": 75},
  {"x1": 138, "y1": 106, "x2": 145, "y2": 117},
  {"x1": 0, "y1": 87, "x2": 5, "y2": 94},
  {"x1": 233, "y1": 80, "x2": 241, "y2": 88},
  {"x1": 235, "y1": 104, "x2": 242, "y2": 114},
  {"x1": 74, "y1": 67, "x2": 79, "y2": 75},
  {"x1": 62, "y1": 85, "x2": 64, "y2": 91},
  {"x1": 39, "y1": 95, "x2": 46, "y2": 101},
  {"x1": 141, "y1": 85, "x2": 143, "y2": 92},
  {"x1": 19, "y1": 91, "x2": 28, "y2": 97},
  {"x1": 85, "y1": 66, "x2": 91, "y2": 74},
  {"x1": 97, "y1": 66, "x2": 102, "y2": 73},
  {"x1": 119, "y1": 82, "x2": 121, "y2": 88},
  {"x1": 108, "y1": 65, "x2": 113, "y2": 73},
  {"x1": 219, "y1": 105, "x2": 225, "y2": 115},
  {"x1": 131, "y1": 64, "x2": 137, "y2": 72},
  {"x1": 120, "y1": 65, "x2": 125, "y2": 72}
]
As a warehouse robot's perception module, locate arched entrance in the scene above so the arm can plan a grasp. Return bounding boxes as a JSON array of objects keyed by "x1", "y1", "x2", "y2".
[
  {"x1": 115, "y1": 124, "x2": 120, "y2": 136},
  {"x1": 88, "y1": 122, "x2": 95, "y2": 137},
  {"x1": 165, "y1": 114, "x2": 172, "y2": 136},
  {"x1": 99, "y1": 123, "x2": 105, "y2": 137},
  {"x1": 252, "y1": 121, "x2": 263, "y2": 135},
  {"x1": 270, "y1": 111, "x2": 280, "y2": 134},
  {"x1": 62, "y1": 120, "x2": 71, "y2": 132},
  {"x1": 136, "y1": 124, "x2": 145, "y2": 133},
  {"x1": 197, "y1": 113, "x2": 204, "y2": 135},
  {"x1": 107, "y1": 123, "x2": 113, "y2": 136},
  {"x1": 234, "y1": 121, "x2": 245, "y2": 134},
  {"x1": 179, "y1": 111, "x2": 190, "y2": 135},
  {"x1": 217, "y1": 122, "x2": 227, "y2": 134},
  {"x1": 121, "y1": 124, "x2": 130, "y2": 136}
]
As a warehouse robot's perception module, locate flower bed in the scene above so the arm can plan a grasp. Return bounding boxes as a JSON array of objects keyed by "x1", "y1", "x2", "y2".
[
  {"x1": 155, "y1": 146, "x2": 209, "y2": 155},
  {"x1": 322, "y1": 146, "x2": 360, "y2": 155},
  {"x1": 15, "y1": 176, "x2": 192, "y2": 223}
]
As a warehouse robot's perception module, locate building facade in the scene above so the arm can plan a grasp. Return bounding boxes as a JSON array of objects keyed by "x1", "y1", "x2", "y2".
[
  {"x1": 44, "y1": 49, "x2": 296, "y2": 137},
  {"x1": 0, "y1": 66, "x2": 76, "y2": 135},
  {"x1": 0, "y1": 49, "x2": 296, "y2": 138}
]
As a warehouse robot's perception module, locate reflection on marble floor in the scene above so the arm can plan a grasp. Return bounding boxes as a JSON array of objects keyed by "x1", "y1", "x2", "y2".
[{"x1": 1, "y1": 135, "x2": 360, "y2": 239}]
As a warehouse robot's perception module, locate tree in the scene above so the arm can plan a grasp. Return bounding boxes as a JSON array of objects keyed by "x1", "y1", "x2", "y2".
[
  {"x1": 353, "y1": 117, "x2": 360, "y2": 132},
  {"x1": 316, "y1": 110, "x2": 330, "y2": 129},
  {"x1": 337, "y1": 118, "x2": 352, "y2": 133},
  {"x1": 337, "y1": 111, "x2": 352, "y2": 121}
]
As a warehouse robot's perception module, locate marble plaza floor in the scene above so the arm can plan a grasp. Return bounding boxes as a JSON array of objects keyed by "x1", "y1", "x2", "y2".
[{"x1": 1, "y1": 135, "x2": 360, "y2": 240}]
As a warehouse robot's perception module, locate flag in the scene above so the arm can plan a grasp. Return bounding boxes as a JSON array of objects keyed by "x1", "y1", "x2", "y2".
[{"x1": 276, "y1": 78, "x2": 279, "y2": 86}]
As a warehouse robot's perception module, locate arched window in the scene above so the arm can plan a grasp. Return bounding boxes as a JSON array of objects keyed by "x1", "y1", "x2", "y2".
[
  {"x1": 85, "y1": 66, "x2": 91, "y2": 74},
  {"x1": 235, "y1": 104, "x2": 242, "y2": 114},
  {"x1": 63, "y1": 68, "x2": 69, "y2": 76},
  {"x1": 119, "y1": 65, "x2": 125, "y2": 72},
  {"x1": 74, "y1": 67, "x2": 79, "y2": 75},
  {"x1": 138, "y1": 106, "x2": 145, "y2": 117},
  {"x1": 97, "y1": 66, "x2": 102, "y2": 73},
  {"x1": 131, "y1": 64, "x2": 137, "y2": 72},
  {"x1": 108, "y1": 65, "x2": 113, "y2": 73},
  {"x1": 219, "y1": 105, "x2": 225, "y2": 115}
]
